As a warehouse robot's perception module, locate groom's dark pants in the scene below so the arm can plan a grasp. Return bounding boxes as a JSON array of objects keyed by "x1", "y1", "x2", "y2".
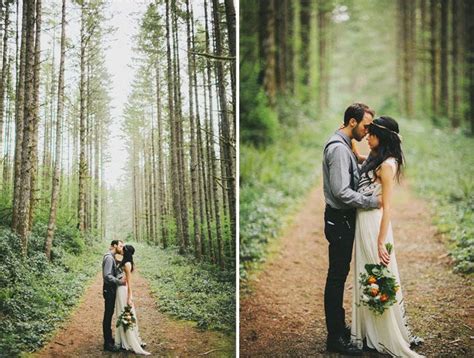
[
  {"x1": 323, "y1": 205, "x2": 356, "y2": 341},
  {"x1": 103, "y1": 285, "x2": 116, "y2": 346}
]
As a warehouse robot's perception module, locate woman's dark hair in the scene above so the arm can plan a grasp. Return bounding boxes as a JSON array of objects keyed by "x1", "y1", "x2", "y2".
[
  {"x1": 121, "y1": 245, "x2": 135, "y2": 272},
  {"x1": 361, "y1": 116, "x2": 404, "y2": 181}
]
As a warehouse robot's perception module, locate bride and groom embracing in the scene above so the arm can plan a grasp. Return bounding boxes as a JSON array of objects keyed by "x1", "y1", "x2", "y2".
[
  {"x1": 102, "y1": 239, "x2": 151, "y2": 355},
  {"x1": 323, "y1": 103, "x2": 424, "y2": 357}
]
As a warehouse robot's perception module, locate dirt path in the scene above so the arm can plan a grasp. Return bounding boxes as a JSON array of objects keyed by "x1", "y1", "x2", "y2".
[
  {"x1": 35, "y1": 270, "x2": 234, "y2": 357},
  {"x1": 240, "y1": 183, "x2": 473, "y2": 357}
]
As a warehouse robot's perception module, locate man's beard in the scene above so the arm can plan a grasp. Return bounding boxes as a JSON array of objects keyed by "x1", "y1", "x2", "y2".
[{"x1": 352, "y1": 125, "x2": 364, "y2": 141}]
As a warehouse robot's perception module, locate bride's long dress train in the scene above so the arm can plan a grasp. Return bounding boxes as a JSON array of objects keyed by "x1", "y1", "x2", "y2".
[
  {"x1": 351, "y1": 158, "x2": 423, "y2": 358},
  {"x1": 115, "y1": 284, "x2": 151, "y2": 355}
]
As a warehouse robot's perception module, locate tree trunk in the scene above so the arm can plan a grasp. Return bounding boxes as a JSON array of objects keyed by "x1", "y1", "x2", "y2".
[
  {"x1": 224, "y1": 0, "x2": 236, "y2": 135},
  {"x1": 300, "y1": 0, "x2": 311, "y2": 89},
  {"x1": 29, "y1": 0, "x2": 42, "y2": 230},
  {"x1": 17, "y1": 0, "x2": 37, "y2": 252},
  {"x1": 143, "y1": 142, "x2": 150, "y2": 241},
  {"x1": 192, "y1": 12, "x2": 208, "y2": 258},
  {"x1": 186, "y1": 0, "x2": 201, "y2": 259},
  {"x1": 0, "y1": 1, "x2": 10, "y2": 164},
  {"x1": 440, "y1": 0, "x2": 448, "y2": 116},
  {"x1": 430, "y1": 0, "x2": 439, "y2": 118},
  {"x1": 202, "y1": 66, "x2": 214, "y2": 262},
  {"x1": 78, "y1": 1, "x2": 87, "y2": 233},
  {"x1": 42, "y1": 26, "x2": 56, "y2": 193},
  {"x1": 12, "y1": 0, "x2": 28, "y2": 232},
  {"x1": 466, "y1": 0, "x2": 474, "y2": 134},
  {"x1": 204, "y1": 0, "x2": 218, "y2": 264},
  {"x1": 212, "y1": 0, "x2": 233, "y2": 269},
  {"x1": 173, "y1": 1, "x2": 190, "y2": 252},
  {"x1": 260, "y1": 0, "x2": 277, "y2": 106},
  {"x1": 451, "y1": 0, "x2": 460, "y2": 127},
  {"x1": 2, "y1": 56, "x2": 13, "y2": 192},
  {"x1": 166, "y1": 0, "x2": 184, "y2": 252},
  {"x1": 276, "y1": 0, "x2": 286, "y2": 92},
  {"x1": 155, "y1": 59, "x2": 168, "y2": 248},
  {"x1": 286, "y1": 0, "x2": 295, "y2": 94},
  {"x1": 45, "y1": 0, "x2": 66, "y2": 260},
  {"x1": 132, "y1": 143, "x2": 139, "y2": 241},
  {"x1": 420, "y1": 0, "x2": 428, "y2": 112},
  {"x1": 318, "y1": 0, "x2": 330, "y2": 113}
]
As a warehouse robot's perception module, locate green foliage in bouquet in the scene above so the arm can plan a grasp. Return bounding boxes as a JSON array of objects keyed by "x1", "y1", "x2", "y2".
[
  {"x1": 116, "y1": 305, "x2": 136, "y2": 332},
  {"x1": 358, "y1": 243, "x2": 400, "y2": 315}
]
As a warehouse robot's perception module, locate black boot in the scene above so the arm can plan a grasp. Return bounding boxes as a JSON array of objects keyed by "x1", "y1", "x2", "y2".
[
  {"x1": 327, "y1": 336, "x2": 363, "y2": 356},
  {"x1": 103, "y1": 343, "x2": 119, "y2": 352}
]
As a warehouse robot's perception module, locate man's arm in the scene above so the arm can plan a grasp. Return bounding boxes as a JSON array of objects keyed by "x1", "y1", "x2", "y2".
[
  {"x1": 103, "y1": 255, "x2": 122, "y2": 286},
  {"x1": 327, "y1": 145, "x2": 379, "y2": 209}
]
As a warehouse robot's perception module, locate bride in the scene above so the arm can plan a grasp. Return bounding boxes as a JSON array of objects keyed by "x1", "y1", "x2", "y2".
[
  {"x1": 115, "y1": 245, "x2": 151, "y2": 355},
  {"x1": 351, "y1": 116, "x2": 423, "y2": 357}
]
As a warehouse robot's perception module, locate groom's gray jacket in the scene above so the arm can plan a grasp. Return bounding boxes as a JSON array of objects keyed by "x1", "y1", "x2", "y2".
[
  {"x1": 102, "y1": 251, "x2": 121, "y2": 288},
  {"x1": 322, "y1": 130, "x2": 379, "y2": 210}
]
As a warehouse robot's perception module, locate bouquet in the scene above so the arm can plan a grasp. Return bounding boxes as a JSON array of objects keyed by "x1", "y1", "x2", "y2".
[
  {"x1": 116, "y1": 305, "x2": 136, "y2": 331},
  {"x1": 358, "y1": 243, "x2": 399, "y2": 315}
]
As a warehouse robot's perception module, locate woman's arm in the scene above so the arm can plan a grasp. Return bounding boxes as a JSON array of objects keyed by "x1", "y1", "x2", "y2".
[
  {"x1": 351, "y1": 139, "x2": 367, "y2": 164},
  {"x1": 377, "y1": 162, "x2": 395, "y2": 266},
  {"x1": 124, "y1": 263, "x2": 133, "y2": 306}
]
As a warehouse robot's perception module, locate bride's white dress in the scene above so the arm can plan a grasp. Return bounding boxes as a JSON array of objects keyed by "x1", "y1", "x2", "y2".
[
  {"x1": 115, "y1": 265, "x2": 150, "y2": 355},
  {"x1": 351, "y1": 157, "x2": 423, "y2": 357}
]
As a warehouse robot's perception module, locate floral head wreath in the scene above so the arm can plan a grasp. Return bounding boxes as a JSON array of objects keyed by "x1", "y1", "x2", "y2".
[{"x1": 370, "y1": 121, "x2": 403, "y2": 142}]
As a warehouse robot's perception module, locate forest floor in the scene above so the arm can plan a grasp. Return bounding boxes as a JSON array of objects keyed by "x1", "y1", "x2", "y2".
[
  {"x1": 33, "y1": 270, "x2": 234, "y2": 357},
  {"x1": 240, "y1": 182, "x2": 473, "y2": 357}
]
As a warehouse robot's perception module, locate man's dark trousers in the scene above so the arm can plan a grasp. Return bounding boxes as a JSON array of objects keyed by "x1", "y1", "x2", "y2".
[
  {"x1": 323, "y1": 204, "x2": 356, "y2": 341},
  {"x1": 103, "y1": 285, "x2": 116, "y2": 347}
]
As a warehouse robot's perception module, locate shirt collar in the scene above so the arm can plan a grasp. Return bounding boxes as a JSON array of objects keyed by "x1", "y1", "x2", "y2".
[{"x1": 335, "y1": 129, "x2": 352, "y2": 148}]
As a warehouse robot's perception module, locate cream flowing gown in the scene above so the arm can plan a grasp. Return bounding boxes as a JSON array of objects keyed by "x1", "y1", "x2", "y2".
[
  {"x1": 114, "y1": 265, "x2": 151, "y2": 355},
  {"x1": 351, "y1": 158, "x2": 423, "y2": 357}
]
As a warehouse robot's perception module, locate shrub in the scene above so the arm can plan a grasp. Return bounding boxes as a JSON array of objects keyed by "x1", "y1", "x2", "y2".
[
  {"x1": 0, "y1": 227, "x2": 103, "y2": 356},
  {"x1": 240, "y1": 62, "x2": 279, "y2": 147},
  {"x1": 134, "y1": 242, "x2": 235, "y2": 333}
]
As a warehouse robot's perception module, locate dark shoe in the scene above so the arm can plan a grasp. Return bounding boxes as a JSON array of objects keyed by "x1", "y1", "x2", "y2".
[
  {"x1": 327, "y1": 336, "x2": 363, "y2": 356},
  {"x1": 141, "y1": 342, "x2": 147, "y2": 349},
  {"x1": 103, "y1": 344, "x2": 119, "y2": 352}
]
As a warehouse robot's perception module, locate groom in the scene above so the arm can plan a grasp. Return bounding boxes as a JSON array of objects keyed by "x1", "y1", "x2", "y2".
[
  {"x1": 102, "y1": 239, "x2": 126, "y2": 352},
  {"x1": 322, "y1": 103, "x2": 381, "y2": 355}
]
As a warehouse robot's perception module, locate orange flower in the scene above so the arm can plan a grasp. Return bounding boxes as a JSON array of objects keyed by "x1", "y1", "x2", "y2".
[
  {"x1": 367, "y1": 276, "x2": 377, "y2": 284},
  {"x1": 370, "y1": 288, "x2": 379, "y2": 297},
  {"x1": 380, "y1": 294, "x2": 389, "y2": 302}
]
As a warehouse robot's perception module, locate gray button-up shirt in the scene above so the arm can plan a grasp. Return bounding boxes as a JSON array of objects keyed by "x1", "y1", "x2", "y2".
[{"x1": 322, "y1": 130, "x2": 379, "y2": 210}]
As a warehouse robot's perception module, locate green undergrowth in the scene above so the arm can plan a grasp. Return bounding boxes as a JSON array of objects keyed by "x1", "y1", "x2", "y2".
[
  {"x1": 240, "y1": 107, "x2": 336, "y2": 280},
  {"x1": 132, "y1": 242, "x2": 235, "y2": 333},
  {"x1": 0, "y1": 224, "x2": 104, "y2": 357},
  {"x1": 400, "y1": 118, "x2": 474, "y2": 274}
]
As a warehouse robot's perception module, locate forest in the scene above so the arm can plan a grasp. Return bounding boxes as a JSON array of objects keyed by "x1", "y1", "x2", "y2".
[
  {"x1": 240, "y1": 0, "x2": 473, "y2": 356},
  {"x1": 0, "y1": 0, "x2": 236, "y2": 356},
  {"x1": 240, "y1": 0, "x2": 474, "y2": 276}
]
